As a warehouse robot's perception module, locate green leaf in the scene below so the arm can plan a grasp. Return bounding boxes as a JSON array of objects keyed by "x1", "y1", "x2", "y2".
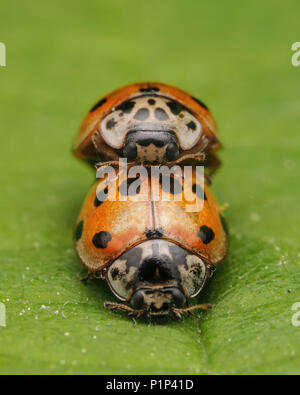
[{"x1": 0, "y1": 0, "x2": 299, "y2": 375}]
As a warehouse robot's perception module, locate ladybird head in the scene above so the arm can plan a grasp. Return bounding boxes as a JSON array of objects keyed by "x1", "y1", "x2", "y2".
[
  {"x1": 130, "y1": 286, "x2": 186, "y2": 317},
  {"x1": 105, "y1": 239, "x2": 210, "y2": 320},
  {"x1": 99, "y1": 95, "x2": 203, "y2": 164}
]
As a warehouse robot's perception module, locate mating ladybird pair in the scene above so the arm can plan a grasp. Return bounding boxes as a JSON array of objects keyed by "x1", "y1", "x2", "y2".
[{"x1": 73, "y1": 82, "x2": 229, "y2": 320}]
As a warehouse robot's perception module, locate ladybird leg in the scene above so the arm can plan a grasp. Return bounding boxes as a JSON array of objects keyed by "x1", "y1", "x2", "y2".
[
  {"x1": 168, "y1": 153, "x2": 206, "y2": 167},
  {"x1": 94, "y1": 161, "x2": 135, "y2": 171},
  {"x1": 207, "y1": 264, "x2": 217, "y2": 279},
  {"x1": 128, "y1": 311, "x2": 144, "y2": 319},
  {"x1": 219, "y1": 202, "x2": 229, "y2": 214},
  {"x1": 205, "y1": 173, "x2": 212, "y2": 185},
  {"x1": 171, "y1": 309, "x2": 183, "y2": 321},
  {"x1": 94, "y1": 161, "x2": 121, "y2": 170},
  {"x1": 193, "y1": 153, "x2": 206, "y2": 163},
  {"x1": 206, "y1": 153, "x2": 222, "y2": 177},
  {"x1": 81, "y1": 270, "x2": 103, "y2": 283},
  {"x1": 81, "y1": 272, "x2": 96, "y2": 283}
]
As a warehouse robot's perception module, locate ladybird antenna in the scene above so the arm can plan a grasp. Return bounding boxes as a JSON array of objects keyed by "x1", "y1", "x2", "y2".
[
  {"x1": 104, "y1": 302, "x2": 145, "y2": 317},
  {"x1": 172, "y1": 304, "x2": 213, "y2": 315}
]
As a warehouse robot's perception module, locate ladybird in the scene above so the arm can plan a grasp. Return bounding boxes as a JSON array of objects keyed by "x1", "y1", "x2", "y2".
[
  {"x1": 74, "y1": 82, "x2": 221, "y2": 173},
  {"x1": 74, "y1": 168, "x2": 229, "y2": 319}
]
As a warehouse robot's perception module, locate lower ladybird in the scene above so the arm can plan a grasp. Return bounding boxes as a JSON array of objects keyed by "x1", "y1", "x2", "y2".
[{"x1": 74, "y1": 168, "x2": 229, "y2": 320}]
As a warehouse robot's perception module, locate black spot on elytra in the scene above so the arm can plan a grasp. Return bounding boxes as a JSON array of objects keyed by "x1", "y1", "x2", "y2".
[
  {"x1": 134, "y1": 108, "x2": 150, "y2": 121},
  {"x1": 94, "y1": 187, "x2": 109, "y2": 207},
  {"x1": 75, "y1": 221, "x2": 84, "y2": 241},
  {"x1": 106, "y1": 119, "x2": 117, "y2": 129},
  {"x1": 198, "y1": 226, "x2": 215, "y2": 244},
  {"x1": 90, "y1": 98, "x2": 107, "y2": 113},
  {"x1": 92, "y1": 231, "x2": 112, "y2": 249},
  {"x1": 192, "y1": 184, "x2": 207, "y2": 200},
  {"x1": 140, "y1": 87, "x2": 160, "y2": 93},
  {"x1": 166, "y1": 101, "x2": 186, "y2": 116},
  {"x1": 119, "y1": 177, "x2": 141, "y2": 196},
  {"x1": 220, "y1": 214, "x2": 229, "y2": 235},
  {"x1": 192, "y1": 97, "x2": 209, "y2": 110},
  {"x1": 116, "y1": 101, "x2": 135, "y2": 114},
  {"x1": 187, "y1": 121, "x2": 197, "y2": 131},
  {"x1": 160, "y1": 175, "x2": 182, "y2": 195},
  {"x1": 148, "y1": 99, "x2": 156, "y2": 106},
  {"x1": 145, "y1": 228, "x2": 164, "y2": 239},
  {"x1": 155, "y1": 108, "x2": 169, "y2": 121}
]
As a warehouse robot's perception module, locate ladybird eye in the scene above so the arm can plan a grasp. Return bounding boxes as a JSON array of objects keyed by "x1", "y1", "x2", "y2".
[
  {"x1": 170, "y1": 288, "x2": 186, "y2": 308},
  {"x1": 131, "y1": 291, "x2": 144, "y2": 309},
  {"x1": 179, "y1": 255, "x2": 207, "y2": 298}
]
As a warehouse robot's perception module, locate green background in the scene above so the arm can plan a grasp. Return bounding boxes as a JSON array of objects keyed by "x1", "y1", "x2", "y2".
[{"x1": 0, "y1": 0, "x2": 300, "y2": 375}]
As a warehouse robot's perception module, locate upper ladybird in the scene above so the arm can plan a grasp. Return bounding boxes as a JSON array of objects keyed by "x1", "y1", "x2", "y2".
[{"x1": 74, "y1": 82, "x2": 221, "y2": 171}]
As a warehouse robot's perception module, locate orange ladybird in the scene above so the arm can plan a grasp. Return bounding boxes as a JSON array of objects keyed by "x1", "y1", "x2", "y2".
[
  {"x1": 74, "y1": 82, "x2": 221, "y2": 173},
  {"x1": 74, "y1": 168, "x2": 229, "y2": 319}
]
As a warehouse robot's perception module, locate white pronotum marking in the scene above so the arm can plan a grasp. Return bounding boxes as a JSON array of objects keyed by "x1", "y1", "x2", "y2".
[{"x1": 100, "y1": 96, "x2": 202, "y2": 151}]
